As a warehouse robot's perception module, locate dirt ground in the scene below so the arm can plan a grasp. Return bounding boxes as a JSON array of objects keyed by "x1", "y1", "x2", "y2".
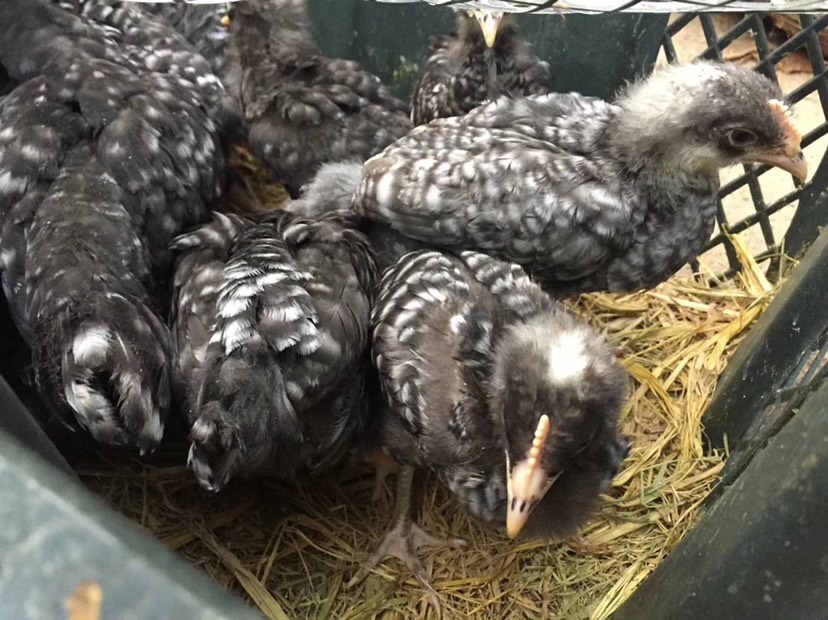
[{"x1": 661, "y1": 14, "x2": 827, "y2": 275}]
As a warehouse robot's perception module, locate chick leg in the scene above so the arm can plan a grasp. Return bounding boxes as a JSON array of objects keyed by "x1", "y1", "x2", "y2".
[
  {"x1": 348, "y1": 466, "x2": 465, "y2": 613},
  {"x1": 362, "y1": 446, "x2": 400, "y2": 502}
]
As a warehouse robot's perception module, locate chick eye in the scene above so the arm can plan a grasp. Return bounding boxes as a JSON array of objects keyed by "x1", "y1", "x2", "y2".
[{"x1": 726, "y1": 128, "x2": 759, "y2": 148}]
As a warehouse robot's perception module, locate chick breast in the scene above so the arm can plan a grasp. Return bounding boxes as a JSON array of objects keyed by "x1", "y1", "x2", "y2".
[{"x1": 411, "y1": 14, "x2": 553, "y2": 125}]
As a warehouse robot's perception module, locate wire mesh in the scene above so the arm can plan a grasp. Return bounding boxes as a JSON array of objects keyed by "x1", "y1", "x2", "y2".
[
  {"x1": 661, "y1": 13, "x2": 828, "y2": 277},
  {"x1": 374, "y1": 0, "x2": 828, "y2": 15}
]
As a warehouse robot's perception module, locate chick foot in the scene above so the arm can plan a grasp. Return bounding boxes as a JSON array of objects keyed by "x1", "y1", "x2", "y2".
[
  {"x1": 348, "y1": 466, "x2": 465, "y2": 616},
  {"x1": 358, "y1": 517, "x2": 466, "y2": 583},
  {"x1": 35, "y1": 293, "x2": 173, "y2": 454},
  {"x1": 565, "y1": 535, "x2": 613, "y2": 557}
]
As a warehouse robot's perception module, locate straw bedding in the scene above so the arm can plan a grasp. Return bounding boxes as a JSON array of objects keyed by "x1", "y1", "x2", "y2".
[{"x1": 76, "y1": 147, "x2": 784, "y2": 620}]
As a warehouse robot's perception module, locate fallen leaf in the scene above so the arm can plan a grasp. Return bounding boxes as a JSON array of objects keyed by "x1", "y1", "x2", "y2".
[{"x1": 65, "y1": 581, "x2": 103, "y2": 620}]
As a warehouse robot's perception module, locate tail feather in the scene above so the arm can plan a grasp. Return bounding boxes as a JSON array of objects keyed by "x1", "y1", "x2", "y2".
[
  {"x1": 51, "y1": 293, "x2": 172, "y2": 454},
  {"x1": 187, "y1": 349, "x2": 300, "y2": 491}
]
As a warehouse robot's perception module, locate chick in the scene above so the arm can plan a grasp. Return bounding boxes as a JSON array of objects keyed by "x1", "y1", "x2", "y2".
[
  {"x1": 170, "y1": 210, "x2": 377, "y2": 491},
  {"x1": 227, "y1": 0, "x2": 412, "y2": 197},
  {"x1": 0, "y1": 0, "x2": 232, "y2": 451},
  {"x1": 411, "y1": 10, "x2": 553, "y2": 125},
  {"x1": 136, "y1": 1, "x2": 236, "y2": 91},
  {"x1": 353, "y1": 249, "x2": 629, "y2": 606},
  {"x1": 355, "y1": 61, "x2": 808, "y2": 296},
  {"x1": 284, "y1": 159, "x2": 430, "y2": 273}
]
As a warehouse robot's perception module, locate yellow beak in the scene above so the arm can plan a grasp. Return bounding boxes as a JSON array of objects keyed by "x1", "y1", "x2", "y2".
[
  {"x1": 507, "y1": 465, "x2": 557, "y2": 539},
  {"x1": 472, "y1": 10, "x2": 503, "y2": 48},
  {"x1": 505, "y1": 414, "x2": 555, "y2": 539}
]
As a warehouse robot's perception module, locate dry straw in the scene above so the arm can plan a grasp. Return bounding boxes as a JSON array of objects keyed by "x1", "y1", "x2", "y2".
[{"x1": 78, "y1": 151, "x2": 784, "y2": 619}]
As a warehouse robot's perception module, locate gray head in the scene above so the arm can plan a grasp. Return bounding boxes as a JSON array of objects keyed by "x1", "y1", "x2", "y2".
[
  {"x1": 489, "y1": 310, "x2": 628, "y2": 538},
  {"x1": 614, "y1": 61, "x2": 807, "y2": 181}
]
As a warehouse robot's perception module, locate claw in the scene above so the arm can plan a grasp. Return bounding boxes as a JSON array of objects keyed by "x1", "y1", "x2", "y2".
[
  {"x1": 348, "y1": 519, "x2": 464, "y2": 616},
  {"x1": 565, "y1": 535, "x2": 613, "y2": 557},
  {"x1": 349, "y1": 466, "x2": 465, "y2": 617}
]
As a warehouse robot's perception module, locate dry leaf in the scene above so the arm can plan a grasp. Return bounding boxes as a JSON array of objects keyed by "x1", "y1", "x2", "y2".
[{"x1": 65, "y1": 581, "x2": 103, "y2": 620}]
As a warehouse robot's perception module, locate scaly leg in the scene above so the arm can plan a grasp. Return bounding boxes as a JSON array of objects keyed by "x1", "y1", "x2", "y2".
[
  {"x1": 348, "y1": 466, "x2": 466, "y2": 615},
  {"x1": 362, "y1": 446, "x2": 399, "y2": 502}
]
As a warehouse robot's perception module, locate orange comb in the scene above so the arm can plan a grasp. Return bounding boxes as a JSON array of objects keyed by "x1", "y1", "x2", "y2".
[{"x1": 769, "y1": 99, "x2": 803, "y2": 155}]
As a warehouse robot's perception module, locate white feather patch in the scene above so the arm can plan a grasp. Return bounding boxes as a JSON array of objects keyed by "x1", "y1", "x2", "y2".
[
  {"x1": 191, "y1": 418, "x2": 215, "y2": 440},
  {"x1": 547, "y1": 331, "x2": 589, "y2": 386},
  {"x1": 374, "y1": 172, "x2": 396, "y2": 208},
  {"x1": 141, "y1": 408, "x2": 164, "y2": 443},
  {"x1": 449, "y1": 314, "x2": 466, "y2": 334},
  {"x1": 0, "y1": 247, "x2": 15, "y2": 269},
  {"x1": 65, "y1": 381, "x2": 114, "y2": 431},
  {"x1": 218, "y1": 296, "x2": 252, "y2": 318},
  {"x1": 263, "y1": 303, "x2": 304, "y2": 323},
  {"x1": 0, "y1": 171, "x2": 27, "y2": 194},
  {"x1": 72, "y1": 327, "x2": 111, "y2": 367}
]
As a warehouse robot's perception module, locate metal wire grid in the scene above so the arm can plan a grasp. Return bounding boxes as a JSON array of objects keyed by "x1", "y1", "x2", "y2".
[
  {"x1": 662, "y1": 13, "x2": 828, "y2": 277},
  {"x1": 373, "y1": 0, "x2": 828, "y2": 15}
]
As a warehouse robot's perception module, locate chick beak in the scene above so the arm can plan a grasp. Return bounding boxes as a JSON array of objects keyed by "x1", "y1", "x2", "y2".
[
  {"x1": 506, "y1": 415, "x2": 557, "y2": 539},
  {"x1": 752, "y1": 145, "x2": 808, "y2": 181},
  {"x1": 220, "y1": 14, "x2": 231, "y2": 28},
  {"x1": 473, "y1": 10, "x2": 503, "y2": 48},
  {"x1": 751, "y1": 99, "x2": 808, "y2": 181}
]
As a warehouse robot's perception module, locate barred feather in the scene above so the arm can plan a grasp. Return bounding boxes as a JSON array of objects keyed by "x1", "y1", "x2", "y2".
[
  {"x1": 172, "y1": 210, "x2": 377, "y2": 491},
  {"x1": 0, "y1": 0, "x2": 233, "y2": 450},
  {"x1": 229, "y1": 0, "x2": 412, "y2": 196},
  {"x1": 371, "y1": 250, "x2": 629, "y2": 533},
  {"x1": 358, "y1": 62, "x2": 792, "y2": 295}
]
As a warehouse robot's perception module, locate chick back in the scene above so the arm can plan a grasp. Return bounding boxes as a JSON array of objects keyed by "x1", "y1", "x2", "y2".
[
  {"x1": 230, "y1": 0, "x2": 412, "y2": 196},
  {"x1": 0, "y1": 0, "x2": 233, "y2": 450},
  {"x1": 171, "y1": 210, "x2": 377, "y2": 491},
  {"x1": 357, "y1": 89, "x2": 718, "y2": 295}
]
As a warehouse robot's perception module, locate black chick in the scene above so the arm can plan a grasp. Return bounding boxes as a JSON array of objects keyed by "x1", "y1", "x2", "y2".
[
  {"x1": 227, "y1": 0, "x2": 413, "y2": 197},
  {"x1": 170, "y1": 210, "x2": 377, "y2": 491},
  {"x1": 0, "y1": 0, "x2": 233, "y2": 451},
  {"x1": 353, "y1": 249, "x2": 629, "y2": 606},
  {"x1": 411, "y1": 10, "x2": 552, "y2": 125},
  {"x1": 355, "y1": 61, "x2": 808, "y2": 297},
  {"x1": 134, "y1": 1, "x2": 237, "y2": 92}
]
